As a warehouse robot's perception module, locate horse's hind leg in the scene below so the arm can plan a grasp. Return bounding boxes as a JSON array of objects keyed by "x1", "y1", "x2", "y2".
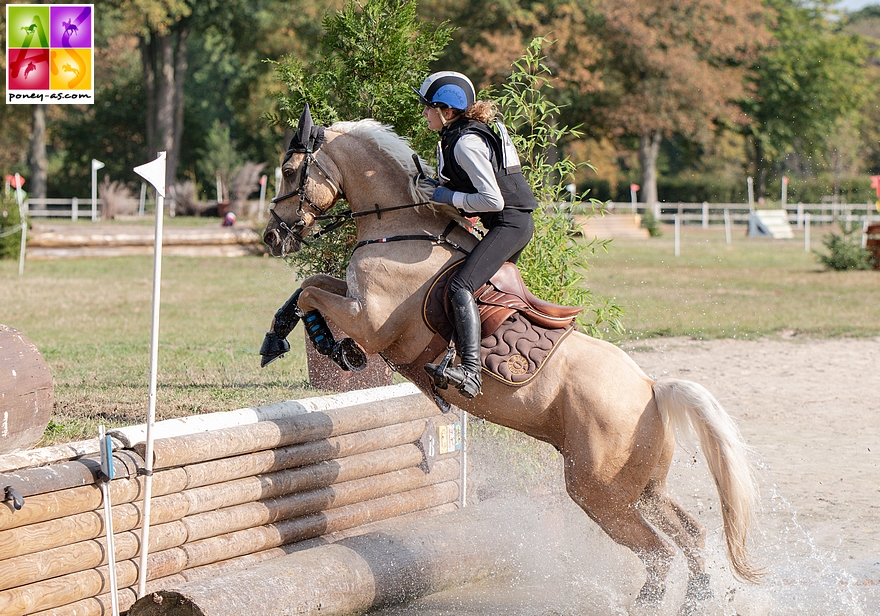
[
  {"x1": 637, "y1": 478, "x2": 714, "y2": 613},
  {"x1": 564, "y1": 474, "x2": 676, "y2": 605}
]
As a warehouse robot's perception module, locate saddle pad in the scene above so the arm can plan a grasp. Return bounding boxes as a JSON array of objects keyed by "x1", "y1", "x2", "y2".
[
  {"x1": 423, "y1": 262, "x2": 576, "y2": 386},
  {"x1": 480, "y1": 312, "x2": 575, "y2": 385}
]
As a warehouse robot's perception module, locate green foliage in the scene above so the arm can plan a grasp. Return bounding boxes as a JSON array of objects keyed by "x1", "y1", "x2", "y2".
[
  {"x1": 284, "y1": 224, "x2": 358, "y2": 280},
  {"x1": 493, "y1": 37, "x2": 590, "y2": 205},
  {"x1": 269, "y1": 0, "x2": 451, "y2": 158},
  {"x1": 0, "y1": 191, "x2": 24, "y2": 260},
  {"x1": 196, "y1": 121, "x2": 244, "y2": 202},
  {"x1": 495, "y1": 38, "x2": 623, "y2": 336},
  {"x1": 741, "y1": 0, "x2": 869, "y2": 169},
  {"x1": 814, "y1": 220, "x2": 876, "y2": 271},
  {"x1": 516, "y1": 208, "x2": 623, "y2": 335},
  {"x1": 640, "y1": 208, "x2": 662, "y2": 237}
]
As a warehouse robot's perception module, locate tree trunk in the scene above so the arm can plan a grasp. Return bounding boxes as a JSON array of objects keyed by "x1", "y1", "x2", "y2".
[
  {"x1": 168, "y1": 25, "x2": 190, "y2": 215},
  {"x1": 140, "y1": 36, "x2": 157, "y2": 159},
  {"x1": 638, "y1": 130, "x2": 662, "y2": 207},
  {"x1": 28, "y1": 105, "x2": 47, "y2": 202},
  {"x1": 140, "y1": 26, "x2": 187, "y2": 204},
  {"x1": 156, "y1": 32, "x2": 176, "y2": 195}
]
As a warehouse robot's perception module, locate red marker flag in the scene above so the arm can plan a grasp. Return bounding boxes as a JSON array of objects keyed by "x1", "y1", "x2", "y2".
[{"x1": 871, "y1": 175, "x2": 880, "y2": 198}]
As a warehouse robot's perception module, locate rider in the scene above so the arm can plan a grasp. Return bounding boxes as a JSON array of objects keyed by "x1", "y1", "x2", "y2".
[{"x1": 415, "y1": 71, "x2": 538, "y2": 399}]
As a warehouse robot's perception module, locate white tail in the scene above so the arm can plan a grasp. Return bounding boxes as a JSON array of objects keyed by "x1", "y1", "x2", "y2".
[{"x1": 653, "y1": 378, "x2": 763, "y2": 583}]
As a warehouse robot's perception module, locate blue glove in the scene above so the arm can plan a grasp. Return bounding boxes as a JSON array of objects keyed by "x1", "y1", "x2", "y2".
[
  {"x1": 424, "y1": 177, "x2": 441, "y2": 187},
  {"x1": 431, "y1": 186, "x2": 455, "y2": 205}
]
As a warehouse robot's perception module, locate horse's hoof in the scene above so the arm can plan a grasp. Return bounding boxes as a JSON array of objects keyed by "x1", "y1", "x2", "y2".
[
  {"x1": 677, "y1": 573, "x2": 713, "y2": 616},
  {"x1": 634, "y1": 581, "x2": 666, "y2": 606}
]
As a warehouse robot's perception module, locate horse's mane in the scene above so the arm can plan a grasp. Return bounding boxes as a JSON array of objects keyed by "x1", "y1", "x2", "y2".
[{"x1": 328, "y1": 119, "x2": 435, "y2": 203}]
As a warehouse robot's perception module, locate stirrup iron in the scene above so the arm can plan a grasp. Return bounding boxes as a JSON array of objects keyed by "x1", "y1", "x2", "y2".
[{"x1": 425, "y1": 346, "x2": 457, "y2": 389}]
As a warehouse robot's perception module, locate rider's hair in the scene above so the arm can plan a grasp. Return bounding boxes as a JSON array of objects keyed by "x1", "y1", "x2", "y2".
[{"x1": 453, "y1": 100, "x2": 498, "y2": 124}]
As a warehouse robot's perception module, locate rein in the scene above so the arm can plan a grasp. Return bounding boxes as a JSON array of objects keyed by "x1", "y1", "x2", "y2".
[{"x1": 269, "y1": 143, "x2": 438, "y2": 246}]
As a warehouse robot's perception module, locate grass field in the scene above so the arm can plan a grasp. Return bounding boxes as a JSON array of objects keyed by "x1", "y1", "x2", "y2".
[
  {"x1": 1, "y1": 251, "x2": 312, "y2": 444},
  {"x1": 1, "y1": 219, "x2": 877, "y2": 445},
  {"x1": 586, "y1": 223, "x2": 880, "y2": 342}
]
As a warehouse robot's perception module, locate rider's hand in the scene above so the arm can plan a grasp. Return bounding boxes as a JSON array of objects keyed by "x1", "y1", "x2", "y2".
[
  {"x1": 424, "y1": 177, "x2": 441, "y2": 187},
  {"x1": 431, "y1": 186, "x2": 455, "y2": 205}
]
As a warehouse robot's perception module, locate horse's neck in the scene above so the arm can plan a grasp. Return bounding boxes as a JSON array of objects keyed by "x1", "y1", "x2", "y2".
[{"x1": 326, "y1": 128, "x2": 477, "y2": 272}]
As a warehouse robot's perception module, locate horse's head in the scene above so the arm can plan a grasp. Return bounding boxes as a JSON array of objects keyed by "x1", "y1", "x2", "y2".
[{"x1": 263, "y1": 105, "x2": 345, "y2": 257}]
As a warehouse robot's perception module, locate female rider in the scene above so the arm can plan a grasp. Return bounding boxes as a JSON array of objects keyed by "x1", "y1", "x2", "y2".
[{"x1": 415, "y1": 71, "x2": 538, "y2": 399}]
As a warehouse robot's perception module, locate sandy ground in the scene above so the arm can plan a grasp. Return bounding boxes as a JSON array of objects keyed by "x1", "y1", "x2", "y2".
[{"x1": 371, "y1": 336, "x2": 880, "y2": 616}]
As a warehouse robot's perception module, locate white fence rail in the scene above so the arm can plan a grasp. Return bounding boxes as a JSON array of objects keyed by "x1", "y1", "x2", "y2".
[
  {"x1": 606, "y1": 201, "x2": 878, "y2": 227},
  {"x1": 24, "y1": 198, "x2": 101, "y2": 221}
]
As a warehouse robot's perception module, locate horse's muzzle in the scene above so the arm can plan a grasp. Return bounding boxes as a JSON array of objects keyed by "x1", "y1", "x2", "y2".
[{"x1": 263, "y1": 227, "x2": 301, "y2": 257}]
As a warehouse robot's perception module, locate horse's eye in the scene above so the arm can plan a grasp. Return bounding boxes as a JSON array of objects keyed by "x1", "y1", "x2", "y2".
[{"x1": 282, "y1": 167, "x2": 295, "y2": 179}]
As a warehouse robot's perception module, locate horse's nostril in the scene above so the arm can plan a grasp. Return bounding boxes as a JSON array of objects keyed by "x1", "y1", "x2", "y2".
[{"x1": 263, "y1": 229, "x2": 280, "y2": 247}]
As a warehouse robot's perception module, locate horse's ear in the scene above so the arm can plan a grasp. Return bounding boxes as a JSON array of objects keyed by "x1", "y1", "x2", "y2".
[{"x1": 293, "y1": 104, "x2": 314, "y2": 150}]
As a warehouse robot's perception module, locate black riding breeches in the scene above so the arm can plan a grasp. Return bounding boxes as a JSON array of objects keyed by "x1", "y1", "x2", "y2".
[{"x1": 448, "y1": 207, "x2": 535, "y2": 296}]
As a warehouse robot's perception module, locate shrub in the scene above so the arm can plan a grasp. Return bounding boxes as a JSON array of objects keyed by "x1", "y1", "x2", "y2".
[
  {"x1": 814, "y1": 220, "x2": 875, "y2": 271},
  {"x1": 0, "y1": 191, "x2": 25, "y2": 260},
  {"x1": 640, "y1": 208, "x2": 662, "y2": 237},
  {"x1": 496, "y1": 38, "x2": 623, "y2": 335}
]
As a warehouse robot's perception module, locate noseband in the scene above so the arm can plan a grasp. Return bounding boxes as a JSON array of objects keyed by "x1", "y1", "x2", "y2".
[{"x1": 269, "y1": 143, "x2": 347, "y2": 246}]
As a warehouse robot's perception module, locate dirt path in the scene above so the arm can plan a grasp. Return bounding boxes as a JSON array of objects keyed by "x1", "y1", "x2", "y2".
[{"x1": 372, "y1": 336, "x2": 880, "y2": 615}]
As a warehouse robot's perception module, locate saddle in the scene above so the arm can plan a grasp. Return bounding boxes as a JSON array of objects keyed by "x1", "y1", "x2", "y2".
[{"x1": 396, "y1": 262, "x2": 581, "y2": 398}]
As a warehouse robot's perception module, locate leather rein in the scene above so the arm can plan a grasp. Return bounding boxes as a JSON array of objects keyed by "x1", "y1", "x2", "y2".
[{"x1": 268, "y1": 145, "x2": 470, "y2": 256}]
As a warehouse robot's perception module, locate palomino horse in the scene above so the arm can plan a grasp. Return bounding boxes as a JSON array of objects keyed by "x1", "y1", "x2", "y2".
[{"x1": 262, "y1": 112, "x2": 761, "y2": 611}]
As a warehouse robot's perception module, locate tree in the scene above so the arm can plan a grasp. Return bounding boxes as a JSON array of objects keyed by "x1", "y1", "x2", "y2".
[
  {"x1": 590, "y1": 0, "x2": 769, "y2": 206},
  {"x1": 271, "y1": 0, "x2": 451, "y2": 277},
  {"x1": 740, "y1": 0, "x2": 869, "y2": 199},
  {"x1": 272, "y1": 0, "x2": 451, "y2": 157}
]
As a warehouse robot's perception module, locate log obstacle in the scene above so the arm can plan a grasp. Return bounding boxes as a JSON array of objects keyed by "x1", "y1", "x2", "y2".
[
  {"x1": 128, "y1": 496, "x2": 540, "y2": 616},
  {"x1": 0, "y1": 384, "x2": 464, "y2": 615},
  {"x1": 0, "y1": 325, "x2": 54, "y2": 455}
]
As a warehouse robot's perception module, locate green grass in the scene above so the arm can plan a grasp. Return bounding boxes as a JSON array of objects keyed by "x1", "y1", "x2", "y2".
[
  {"x1": 1, "y1": 220, "x2": 877, "y2": 445},
  {"x1": 584, "y1": 224, "x2": 880, "y2": 342},
  {"x1": 0, "y1": 253, "x2": 313, "y2": 445}
]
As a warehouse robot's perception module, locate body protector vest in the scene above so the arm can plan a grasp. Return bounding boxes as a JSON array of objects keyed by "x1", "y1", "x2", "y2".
[{"x1": 437, "y1": 118, "x2": 539, "y2": 213}]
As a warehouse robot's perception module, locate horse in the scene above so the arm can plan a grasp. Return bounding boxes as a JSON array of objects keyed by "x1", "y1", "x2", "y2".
[{"x1": 261, "y1": 110, "x2": 762, "y2": 612}]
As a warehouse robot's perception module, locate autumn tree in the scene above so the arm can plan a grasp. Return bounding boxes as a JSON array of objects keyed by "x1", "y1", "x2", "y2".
[{"x1": 588, "y1": 0, "x2": 769, "y2": 206}]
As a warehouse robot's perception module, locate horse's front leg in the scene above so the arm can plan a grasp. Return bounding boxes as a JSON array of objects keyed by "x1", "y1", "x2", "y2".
[
  {"x1": 259, "y1": 275, "x2": 351, "y2": 368},
  {"x1": 297, "y1": 285, "x2": 388, "y2": 354},
  {"x1": 300, "y1": 274, "x2": 348, "y2": 297}
]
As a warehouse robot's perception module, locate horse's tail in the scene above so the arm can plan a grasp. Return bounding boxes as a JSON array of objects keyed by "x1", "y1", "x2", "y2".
[{"x1": 652, "y1": 378, "x2": 764, "y2": 584}]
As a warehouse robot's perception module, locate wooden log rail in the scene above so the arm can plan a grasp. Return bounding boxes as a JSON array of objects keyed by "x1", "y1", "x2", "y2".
[{"x1": 0, "y1": 385, "x2": 462, "y2": 615}]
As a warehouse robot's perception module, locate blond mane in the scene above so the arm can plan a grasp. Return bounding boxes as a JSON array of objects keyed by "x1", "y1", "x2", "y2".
[{"x1": 329, "y1": 119, "x2": 435, "y2": 203}]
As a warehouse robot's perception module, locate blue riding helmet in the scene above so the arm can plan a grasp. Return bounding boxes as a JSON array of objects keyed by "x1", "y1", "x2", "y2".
[{"x1": 412, "y1": 71, "x2": 475, "y2": 111}]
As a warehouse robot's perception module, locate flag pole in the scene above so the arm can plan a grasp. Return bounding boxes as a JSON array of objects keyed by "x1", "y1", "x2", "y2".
[{"x1": 132, "y1": 152, "x2": 167, "y2": 598}]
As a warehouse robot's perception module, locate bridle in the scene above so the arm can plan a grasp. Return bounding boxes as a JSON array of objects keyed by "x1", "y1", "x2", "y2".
[{"x1": 268, "y1": 144, "x2": 348, "y2": 247}]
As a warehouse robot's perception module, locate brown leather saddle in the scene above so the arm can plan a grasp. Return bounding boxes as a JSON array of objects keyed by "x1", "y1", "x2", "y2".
[
  {"x1": 426, "y1": 261, "x2": 582, "y2": 340},
  {"x1": 395, "y1": 262, "x2": 581, "y2": 399}
]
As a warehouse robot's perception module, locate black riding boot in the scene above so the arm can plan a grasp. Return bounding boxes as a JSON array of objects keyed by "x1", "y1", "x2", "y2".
[{"x1": 425, "y1": 288, "x2": 482, "y2": 398}]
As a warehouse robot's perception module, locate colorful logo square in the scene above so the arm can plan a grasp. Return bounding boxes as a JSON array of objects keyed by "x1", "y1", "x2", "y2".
[{"x1": 6, "y1": 5, "x2": 94, "y2": 104}]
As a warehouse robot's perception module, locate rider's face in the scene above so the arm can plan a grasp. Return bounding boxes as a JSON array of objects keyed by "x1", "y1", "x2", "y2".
[{"x1": 422, "y1": 105, "x2": 448, "y2": 132}]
